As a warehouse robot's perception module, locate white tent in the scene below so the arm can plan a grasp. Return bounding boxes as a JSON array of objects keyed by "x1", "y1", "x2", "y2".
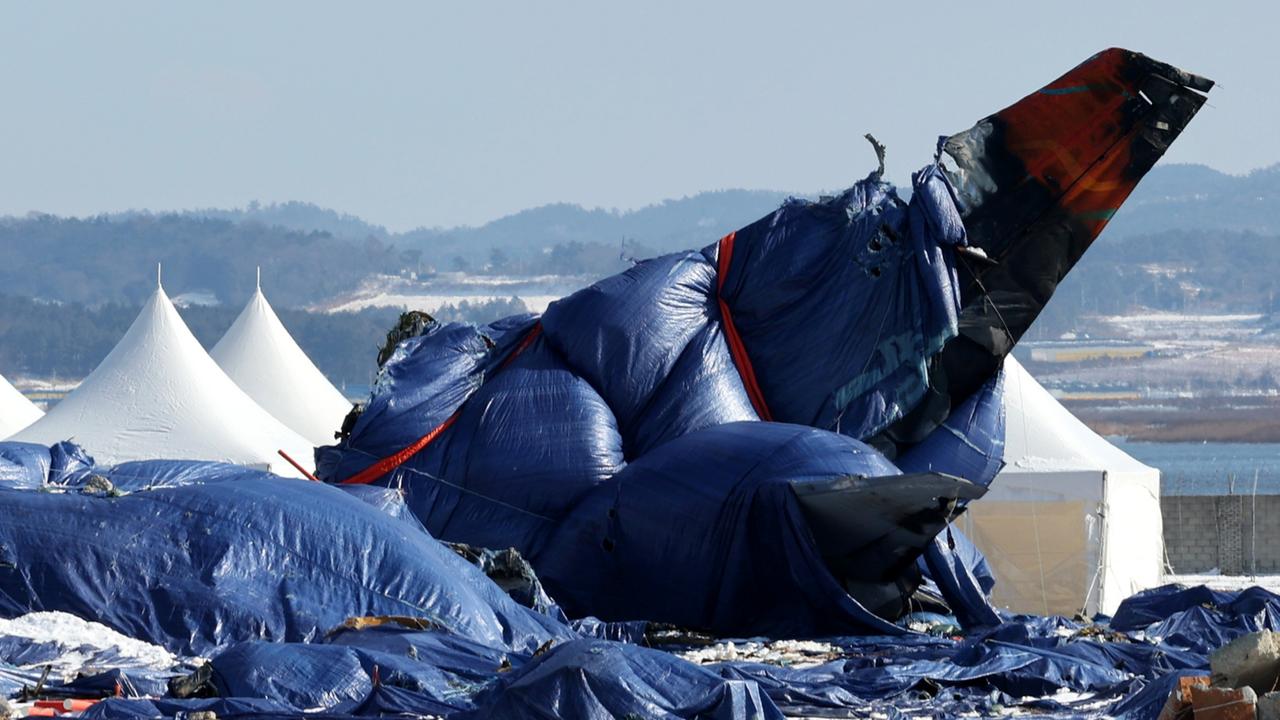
[
  {"x1": 0, "y1": 374, "x2": 43, "y2": 439},
  {"x1": 960, "y1": 356, "x2": 1163, "y2": 617},
  {"x1": 211, "y1": 284, "x2": 351, "y2": 446},
  {"x1": 11, "y1": 286, "x2": 315, "y2": 477}
]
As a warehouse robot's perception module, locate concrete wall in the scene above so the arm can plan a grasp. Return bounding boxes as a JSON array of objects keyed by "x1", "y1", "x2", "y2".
[{"x1": 1162, "y1": 495, "x2": 1280, "y2": 575}]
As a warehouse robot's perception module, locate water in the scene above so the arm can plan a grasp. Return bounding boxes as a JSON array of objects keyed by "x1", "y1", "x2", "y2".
[{"x1": 1111, "y1": 439, "x2": 1280, "y2": 496}]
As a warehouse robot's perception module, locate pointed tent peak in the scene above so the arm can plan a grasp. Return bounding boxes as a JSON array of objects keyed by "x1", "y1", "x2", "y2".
[
  {"x1": 244, "y1": 281, "x2": 277, "y2": 318},
  {"x1": 138, "y1": 284, "x2": 185, "y2": 336},
  {"x1": 149, "y1": 281, "x2": 173, "y2": 304},
  {"x1": 10, "y1": 282, "x2": 314, "y2": 475},
  {"x1": 212, "y1": 287, "x2": 350, "y2": 446},
  {"x1": 223, "y1": 280, "x2": 294, "y2": 339}
]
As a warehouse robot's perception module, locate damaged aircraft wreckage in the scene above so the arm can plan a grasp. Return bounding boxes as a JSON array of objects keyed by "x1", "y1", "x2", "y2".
[
  {"x1": 317, "y1": 48, "x2": 1212, "y2": 633},
  {"x1": 1, "y1": 49, "x2": 1251, "y2": 719}
]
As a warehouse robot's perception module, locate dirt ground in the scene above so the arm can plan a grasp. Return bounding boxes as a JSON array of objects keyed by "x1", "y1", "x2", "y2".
[{"x1": 1070, "y1": 398, "x2": 1280, "y2": 442}]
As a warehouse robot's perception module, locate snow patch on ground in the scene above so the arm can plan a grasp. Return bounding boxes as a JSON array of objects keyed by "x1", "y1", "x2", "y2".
[
  {"x1": 0, "y1": 611, "x2": 179, "y2": 678},
  {"x1": 313, "y1": 272, "x2": 586, "y2": 315},
  {"x1": 677, "y1": 638, "x2": 843, "y2": 668},
  {"x1": 1102, "y1": 312, "x2": 1263, "y2": 325},
  {"x1": 326, "y1": 292, "x2": 562, "y2": 314}
]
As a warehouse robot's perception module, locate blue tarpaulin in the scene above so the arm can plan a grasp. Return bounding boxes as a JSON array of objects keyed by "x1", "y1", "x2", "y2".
[
  {"x1": 0, "y1": 447, "x2": 569, "y2": 657},
  {"x1": 316, "y1": 162, "x2": 1000, "y2": 637},
  {"x1": 310, "y1": 47, "x2": 1213, "y2": 644},
  {"x1": 2, "y1": 440, "x2": 1275, "y2": 720},
  {"x1": 61, "y1": 581, "x2": 1280, "y2": 719}
]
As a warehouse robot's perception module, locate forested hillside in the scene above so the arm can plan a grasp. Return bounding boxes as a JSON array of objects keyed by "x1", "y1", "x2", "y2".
[
  {"x1": 1, "y1": 162, "x2": 1278, "y2": 383},
  {"x1": 1029, "y1": 227, "x2": 1280, "y2": 339},
  {"x1": 0, "y1": 295, "x2": 526, "y2": 386},
  {"x1": 0, "y1": 214, "x2": 402, "y2": 308},
  {"x1": 3, "y1": 163, "x2": 1275, "y2": 314},
  {"x1": 0, "y1": 191, "x2": 791, "y2": 308}
]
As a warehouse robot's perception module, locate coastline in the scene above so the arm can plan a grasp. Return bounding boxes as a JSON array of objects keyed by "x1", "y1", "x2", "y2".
[{"x1": 1072, "y1": 400, "x2": 1280, "y2": 444}]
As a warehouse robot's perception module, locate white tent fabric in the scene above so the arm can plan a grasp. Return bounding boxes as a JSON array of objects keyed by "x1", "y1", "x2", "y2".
[
  {"x1": 211, "y1": 287, "x2": 351, "y2": 446},
  {"x1": 961, "y1": 356, "x2": 1163, "y2": 617},
  {"x1": 0, "y1": 374, "x2": 43, "y2": 439},
  {"x1": 11, "y1": 288, "x2": 315, "y2": 477}
]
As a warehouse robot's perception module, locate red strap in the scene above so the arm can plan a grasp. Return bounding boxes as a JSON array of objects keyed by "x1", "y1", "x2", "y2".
[
  {"x1": 716, "y1": 232, "x2": 773, "y2": 421},
  {"x1": 277, "y1": 449, "x2": 320, "y2": 481},
  {"x1": 502, "y1": 323, "x2": 544, "y2": 369},
  {"x1": 340, "y1": 323, "x2": 542, "y2": 485},
  {"x1": 339, "y1": 411, "x2": 461, "y2": 485}
]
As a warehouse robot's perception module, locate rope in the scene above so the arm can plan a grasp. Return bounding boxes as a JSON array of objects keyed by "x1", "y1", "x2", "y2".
[{"x1": 959, "y1": 254, "x2": 1015, "y2": 352}]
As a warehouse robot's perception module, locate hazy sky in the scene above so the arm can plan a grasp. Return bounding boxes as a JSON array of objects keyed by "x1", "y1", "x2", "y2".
[{"x1": 0, "y1": 2, "x2": 1271, "y2": 230}]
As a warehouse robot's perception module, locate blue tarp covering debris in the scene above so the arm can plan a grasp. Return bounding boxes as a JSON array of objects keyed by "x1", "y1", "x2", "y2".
[
  {"x1": 0, "y1": 447, "x2": 569, "y2": 657},
  {"x1": 535, "y1": 422, "x2": 920, "y2": 636},
  {"x1": 316, "y1": 160, "x2": 999, "y2": 637},
  {"x1": 0, "y1": 444, "x2": 1270, "y2": 719},
  {"x1": 310, "y1": 48, "x2": 1214, "y2": 644}
]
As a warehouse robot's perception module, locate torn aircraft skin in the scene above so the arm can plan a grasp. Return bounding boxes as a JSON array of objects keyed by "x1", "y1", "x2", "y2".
[{"x1": 318, "y1": 49, "x2": 1210, "y2": 637}]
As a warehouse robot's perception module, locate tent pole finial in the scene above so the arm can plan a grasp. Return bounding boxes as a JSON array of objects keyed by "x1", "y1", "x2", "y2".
[
  {"x1": 256, "y1": 266, "x2": 261, "y2": 291},
  {"x1": 157, "y1": 262, "x2": 162, "y2": 290}
]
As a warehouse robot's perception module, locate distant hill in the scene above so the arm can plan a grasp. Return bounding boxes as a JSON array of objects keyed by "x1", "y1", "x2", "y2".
[
  {"x1": 0, "y1": 190, "x2": 795, "y2": 308},
  {"x1": 0, "y1": 162, "x2": 1276, "y2": 312},
  {"x1": 191, "y1": 201, "x2": 391, "y2": 241},
  {"x1": 395, "y1": 189, "x2": 795, "y2": 265},
  {"x1": 1107, "y1": 163, "x2": 1280, "y2": 237},
  {"x1": 390, "y1": 162, "x2": 1280, "y2": 267},
  {"x1": 1, "y1": 161, "x2": 1277, "y2": 382},
  {"x1": 0, "y1": 213, "x2": 402, "y2": 308},
  {"x1": 1024, "y1": 163, "x2": 1280, "y2": 337},
  {"x1": 1029, "y1": 226, "x2": 1280, "y2": 340}
]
